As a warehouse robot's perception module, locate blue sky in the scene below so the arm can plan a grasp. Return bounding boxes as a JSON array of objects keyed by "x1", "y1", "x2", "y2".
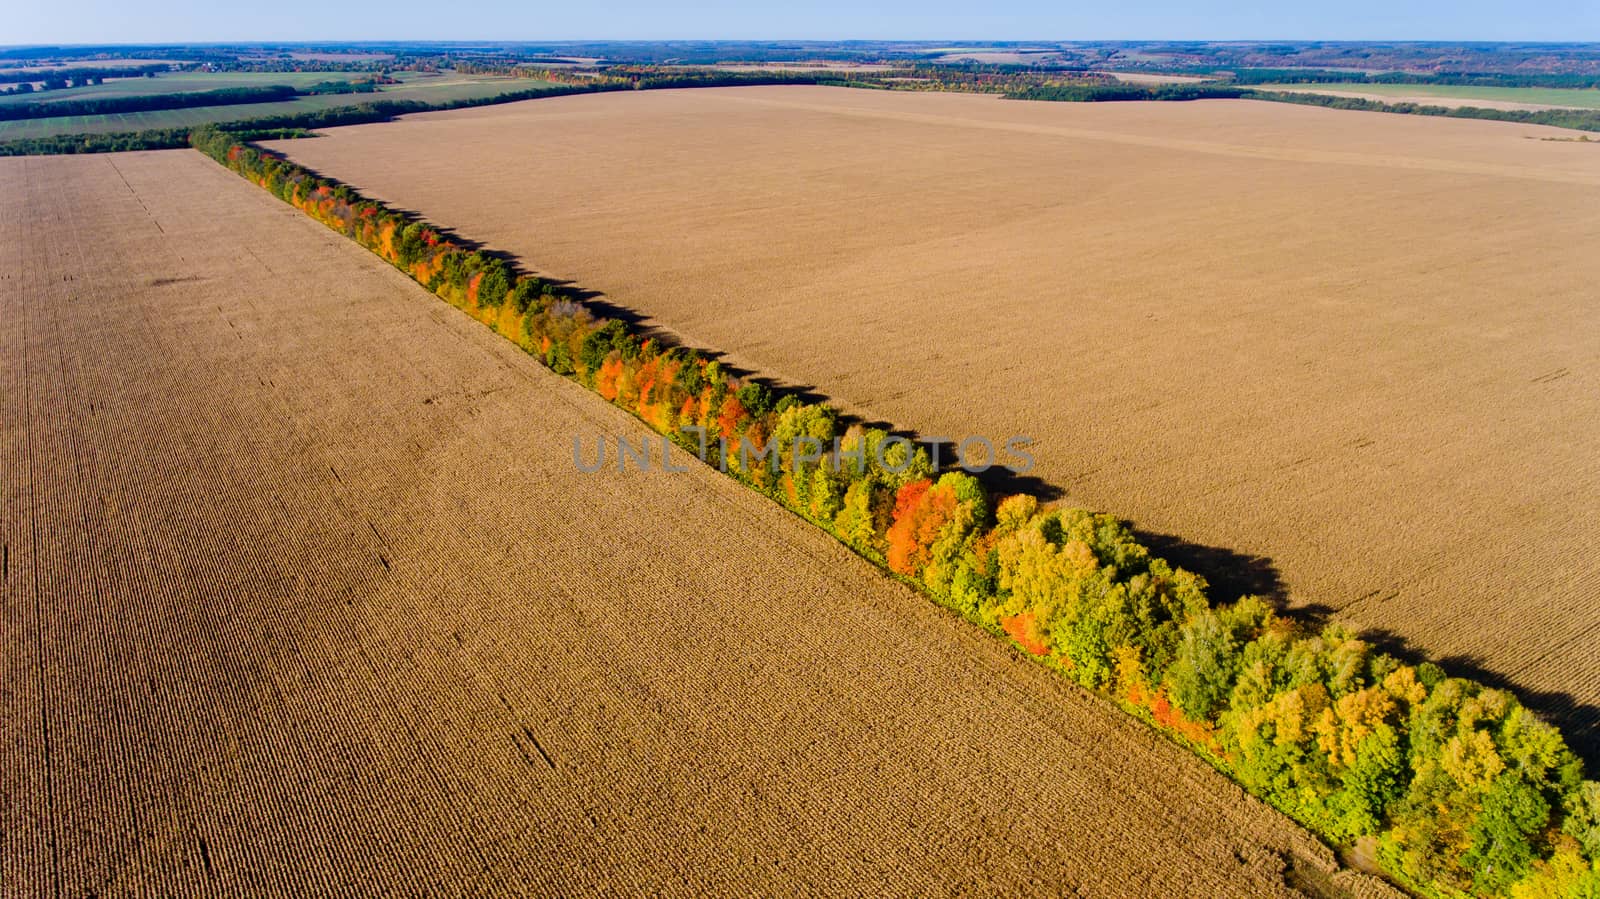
[{"x1": 6, "y1": 1, "x2": 1596, "y2": 44}]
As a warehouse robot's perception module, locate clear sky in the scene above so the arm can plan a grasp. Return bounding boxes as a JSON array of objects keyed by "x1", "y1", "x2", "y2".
[{"x1": 5, "y1": 0, "x2": 1596, "y2": 45}]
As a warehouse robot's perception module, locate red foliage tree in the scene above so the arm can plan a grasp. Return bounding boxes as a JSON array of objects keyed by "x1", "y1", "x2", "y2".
[
  {"x1": 715, "y1": 394, "x2": 748, "y2": 440},
  {"x1": 886, "y1": 478, "x2": 938, "y2": 575},
  {"x1": 1001, "y1": 611, "x2": 1050, "y2": 656}
]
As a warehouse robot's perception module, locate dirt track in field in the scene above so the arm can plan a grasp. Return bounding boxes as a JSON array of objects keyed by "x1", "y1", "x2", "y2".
[
  {"x1": 265, "y1": 85, "x2": 1600, "y2": 755},
  {"x1": 0, "y1": 151, "x2": 1399, "y2": 896}
]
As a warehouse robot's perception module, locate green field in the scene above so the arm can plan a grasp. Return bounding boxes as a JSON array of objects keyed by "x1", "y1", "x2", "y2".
[
  {"x1": 0, "y1": 72, "x2": 557, "y2": 140},
  {"x1": 1258, "y1": 81, "x2": 1600, "y2": 109}
]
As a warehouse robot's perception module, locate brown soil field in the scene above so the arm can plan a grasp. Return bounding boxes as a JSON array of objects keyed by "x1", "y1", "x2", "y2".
[
  {"x1": 265, "y1": 85, "x2": 1600, "y2": 755},
  {"x1": 0, "y1": 150, "x2": 1401, "y2": 896}
]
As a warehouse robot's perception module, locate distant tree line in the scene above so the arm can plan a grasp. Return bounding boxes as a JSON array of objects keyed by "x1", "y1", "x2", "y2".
[
  {"x1": 1249, "y1": 90, "x2": 1600, "y2": 133},
  {"x1": 0, "y1": 85, "x2": 299, "y2": 122},
  {"x1": 0, "y1": 63, "x2": 171, "y2": 85},
  {"x1": 0, "y1": 127, "x2": 195, "y2": 156},
  {"x1": 196, "y1": 59, "x2": 413, "y2": 74},
  {"x1": 1221, "y1": 68, "x2": 1600, "y2": 90},
  {"x1": 1007, "y1": 83, "x2": 1250, "y2": 102},
  {"x1": 1004, "y1": 82, "x2": 1600, "y2": 132},
  {"x1": 470, "y1": 61, "x2": 1134, "y2": 97},
  {"x1": 300, "y1": 79, "x2": 381, "y2": 95},
  {"x1": 454, "y1": 61, "x2": 833, "y2": 91},
  {"x1": 192, "y1": 124, "x2": 1600, "y2": 898}
]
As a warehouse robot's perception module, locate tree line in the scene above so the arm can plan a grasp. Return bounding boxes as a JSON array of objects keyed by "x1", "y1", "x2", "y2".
[
  {"x1": 0, "y1": 127, "x2": 196, "y2": 156},
  {"x1": 1221, "y1": 68, "x2": 1600, "y2": 90},
  {"x1": 0, "y1": 63, "x2": 171, "y2": 86},
  {"x1": 300, "y1": 79, "x2": 383, "y2": 95},
  {"x1": 191, "y1": 125, "x2": 1600, "y2": 898},
  {"x1": 1248, "y1": 90, "x2": 1600, "y2": 133},
  {"x1": 1006, "y1": 82, "x2": 1600, "y2": 133},
  {"x1": 0, "y1": 85, "x2": 301, "y2": 122},
  {"x1": 454, "y1": 61, "x2": 834, "y2": 91},
  {"x1": 1008, "y1": 83, "x2": 1251, "y2": 102}
]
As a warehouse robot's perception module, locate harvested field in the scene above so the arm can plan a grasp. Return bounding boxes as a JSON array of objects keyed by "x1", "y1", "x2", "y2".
[
  {"x1": 1101, "y1": 71, "x2": 1211, "y2": 84},
  {"x1": 265, "y1": 85, "x2": 1600, "y2": 753},
  {"x1": 0, "y1": 150, "x2": 1395, "y2": 895},
  {"x1": 931, "y1": 49, "x2": 1062, "y2": 65}
]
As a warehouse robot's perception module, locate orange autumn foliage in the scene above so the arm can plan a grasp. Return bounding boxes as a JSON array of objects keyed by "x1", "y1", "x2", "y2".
[
  {"x1": 885, "y1": 478, "x2": 958, "y2": 576},
  {"x1": 1145, "y1": 689, "x2": 1216, "y2": 748},
  {"x1": 716, "y1": 394, "x2": 748, "y2": 439},
  {"x1": 596, "y1": 356, "x2": 625, "y2": 401},
  {"x1": 1001, "y1": 611, "x2": 1051, "y2": 656},
  {"x1": 376, "y1": 221, "x2": 399, "y2": 264},
  {"x1": 633, "y1": 356, "x2": 677, "y2": 430}
]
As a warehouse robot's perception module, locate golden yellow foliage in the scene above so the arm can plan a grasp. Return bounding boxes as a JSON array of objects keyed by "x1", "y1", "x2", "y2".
[{"x1": 1441, "y1": 730, "x2": 1505, "y2": 789}]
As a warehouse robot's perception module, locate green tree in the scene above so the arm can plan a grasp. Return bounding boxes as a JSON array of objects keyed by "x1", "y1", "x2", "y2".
[
  {"x1": 477, "y1": 260, "x2": 512, "y2": 308},
  {"x1": 674, "y1": 350, "x2": 706, "y2": 397},
  {"x1": 578, "y1": 320, "x2": 636, "y2": 378},
  {"x1": 1466, "y1": 774, "x2": 1552, "y2": 893},
  {"x1": 1564, "y1": 781, "x2": 1600, "y2": 859},
  {"x1": 1328, "y1": 725, "x2": 1405, "y2": 841},
  {"x1": 1167, "y1": 609, "x2": 1241, "y2": 722},
  {"x1": 736, "y1": 381, "x2": 775, "y2": 418},
  {"x1": 397, "y1": 222, "x2": 427, "y2": 267},
  {"x1": 834, "y1": 481, "x2": 881, "y2": 557}
]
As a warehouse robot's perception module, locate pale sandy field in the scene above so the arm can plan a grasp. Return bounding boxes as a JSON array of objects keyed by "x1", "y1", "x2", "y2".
[
  {"x1": 0, "y1": 150, "x2": 1400, "y2": 896},
  {"x1": 1103, "y1": 71, "x2": 1211, "y2": 84},
  {"x1": 1264, "y1": 83, "x2": 1600, "y2": 112},
  {"x1": 266, "y1": 85, "x2": 1600, "y2": 752}
]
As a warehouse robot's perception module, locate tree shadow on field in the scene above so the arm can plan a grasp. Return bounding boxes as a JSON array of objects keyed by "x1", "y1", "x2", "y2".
[
  {"x1": 1354, "y1": 626, "x2": 1600, "y2": 770},
  {"x1": 1128, "y1": 530, "x2": 1600, "y2": 768},
  {"x1": 1134, "y1": 528, "x2": 1288, "y2": 606}
]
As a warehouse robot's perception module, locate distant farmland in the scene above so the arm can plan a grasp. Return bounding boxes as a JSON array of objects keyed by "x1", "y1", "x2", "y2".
[
  {"x1": 0, "y1": 71, "x2": 377, "y2": 104},
  {"x1": 1257, "y1": 81, "x2": 1600, "y2": 110},
  {"x1": 266, "y1": 84, "x2": 1600, "y2": 753},
  {"x1": 0, "y1": 149, "x2": 1396, "y2": 896},
  {"x1": 0, "y1": 71, "x2": 554, "y2": 140}
]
